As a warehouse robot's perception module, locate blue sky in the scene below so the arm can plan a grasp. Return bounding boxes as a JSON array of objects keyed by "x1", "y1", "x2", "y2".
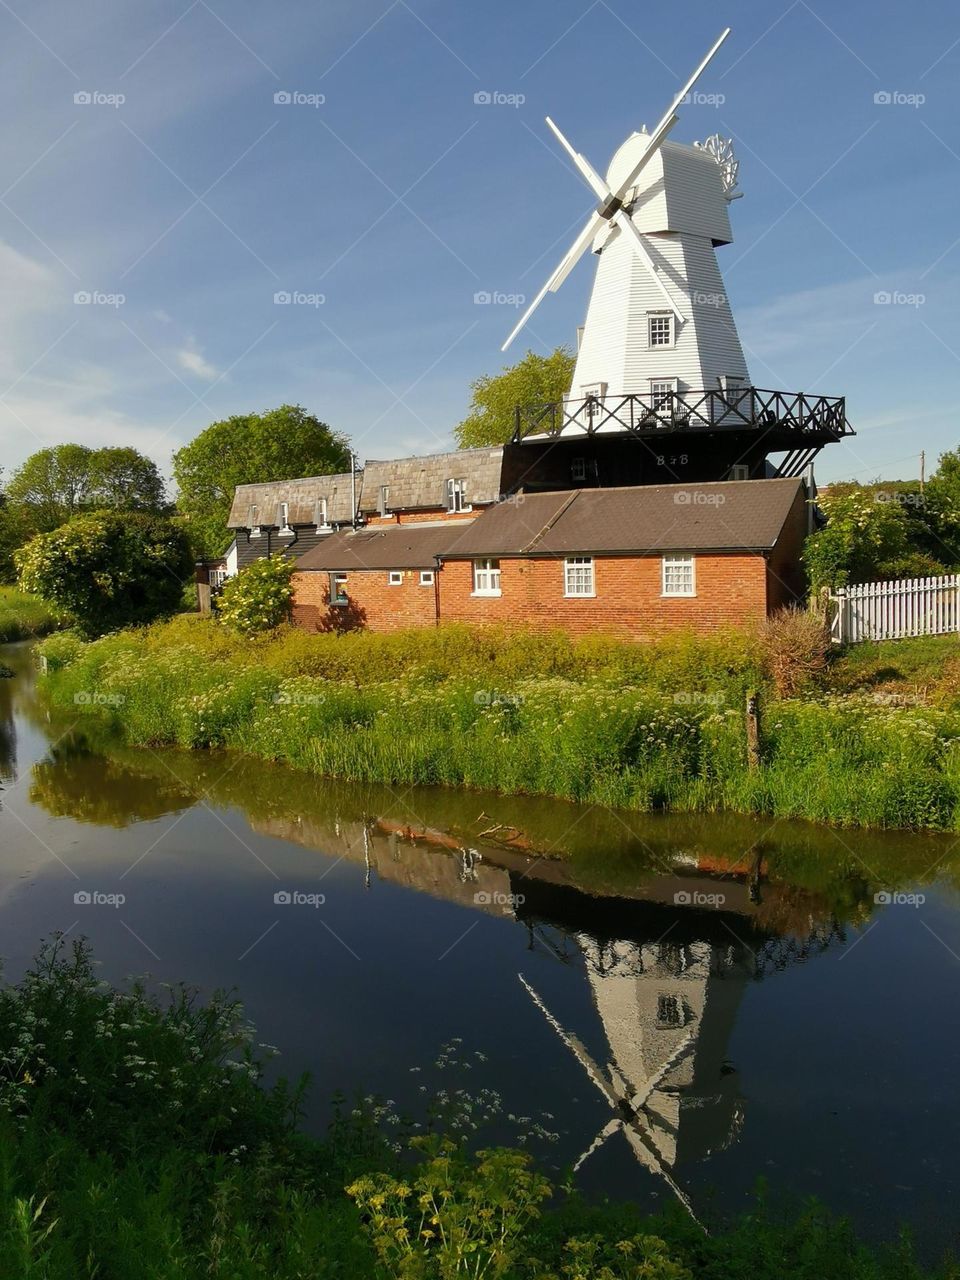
[{"x1": 0, "y1": 0, "x2": 957, "y2": 488}]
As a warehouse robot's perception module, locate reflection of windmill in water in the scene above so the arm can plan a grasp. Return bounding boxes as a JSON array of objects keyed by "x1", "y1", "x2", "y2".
[{"x1": 516, "y1": 877, "x2": 846, "y2": 1223}]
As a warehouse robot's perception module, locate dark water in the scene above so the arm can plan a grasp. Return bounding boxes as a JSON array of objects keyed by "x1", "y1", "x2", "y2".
[{"x1": 1, "y1": 641, "x2": 959, "y2": 1250}]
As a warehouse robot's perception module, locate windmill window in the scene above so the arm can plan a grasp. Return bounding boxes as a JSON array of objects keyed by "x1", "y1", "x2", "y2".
[
  {"x1": 472, "y1": 558, "x2": 501, "y2": 596},
  {"x1": 564, "y1": 556, "x2": 595, "y2": 598},
  {"x1": 419, "y1": 570, "x2": 435, "y2": 587},
  {"x1": 650, "y1": 380, "x2": 677, "y2": 412},
  {"x1": 728, "y1": 464, "x2": 750, "y2": 481},
  {"x1": 662, "y1": 554, "x2": 695, "y2": 597},
  {"x1": 648, "y1": 313, "x2": 674, "y2": 348},
  {"x1": 315, "y1": 497, "x2": 330, "y2": 531},
  {"x1": 447, "y1": 477, "x2": 470, "y2": 513},
  {"x1": 388, "y1": 571, "x2": 403, "y2": 586},
  {"x1": 656, "y1": 994, "x2": 684, "y2": 1029},
  {"x1": 571, "y1": 457, "x2": 587, "y2": 482}
]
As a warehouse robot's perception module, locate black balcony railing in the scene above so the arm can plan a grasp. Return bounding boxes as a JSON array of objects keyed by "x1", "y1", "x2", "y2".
[{"x1": 513, "y1": 387, "x2": 852, "y2": 443}]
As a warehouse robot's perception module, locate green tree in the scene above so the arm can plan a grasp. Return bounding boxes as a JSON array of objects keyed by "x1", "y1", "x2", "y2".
[
  {"x1": 88, "y1": 447, "x2": 167, "y2": 511},
  {"x1": 6, "y1": 445, "x2": 94, "y2": 532},
  {"x1": 215, "y1": 555, "x2": 295, "y2": 635},
  {"x1": 15, "y1": 512, "x2": 193, "y2": 636},
  {"x1": 173, "y1": 405, "x2": 351, "y2": 560},
  {"x1": 455, "y1": 347, "x2": 575, "y2": 448}
]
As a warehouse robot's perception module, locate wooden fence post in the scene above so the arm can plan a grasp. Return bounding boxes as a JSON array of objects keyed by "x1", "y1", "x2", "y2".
[{"x1": 746, "y1": 690, "x2": 761, "y2": 771}]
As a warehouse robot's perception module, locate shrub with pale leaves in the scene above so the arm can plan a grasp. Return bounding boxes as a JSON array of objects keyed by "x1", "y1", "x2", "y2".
[{"x1": 215, "y1": 557, "x2": 294, "y2": 636}]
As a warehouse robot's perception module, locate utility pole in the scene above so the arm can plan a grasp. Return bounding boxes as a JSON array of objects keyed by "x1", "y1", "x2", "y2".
[{"x1": 920, "y1": 450, "x2": 926, "y2": 495}]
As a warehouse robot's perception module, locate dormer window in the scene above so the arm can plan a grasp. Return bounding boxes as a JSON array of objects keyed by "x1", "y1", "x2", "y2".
[
  {"x1": 248, "y1": 504, "x2": 260, "y2": 538},
  {"x1": 315, "y1": 497, "x2": 330, "y2": 531},
  {"x1": 378, "y1": 485, "x2": 390, "y2": 516},
  {"x1": 446, "y1": 478, "x2": 469, "y2": 513},
  {"x1": 648, "y1": 312, "x2": 674, "y2": 348},
  {"x1": 278, "y1": 501, "x2": 293, "y2": 536}
]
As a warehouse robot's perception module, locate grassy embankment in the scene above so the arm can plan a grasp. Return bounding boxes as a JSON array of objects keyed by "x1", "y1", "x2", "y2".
[
  {"x1": 0, "y1": 586, "x2": 62, "y2": 643},
  {"x1": 34, "y1": 616, "x2": 960, "y2": 832},
  {"x1": 0, "y1": 935, "x2": 952, "y2": 1279}
]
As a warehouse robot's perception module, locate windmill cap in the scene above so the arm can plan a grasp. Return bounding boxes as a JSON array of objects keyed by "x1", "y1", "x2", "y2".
[{"x1": 606, "y1": 131, "x2": 734, "y2": 244}]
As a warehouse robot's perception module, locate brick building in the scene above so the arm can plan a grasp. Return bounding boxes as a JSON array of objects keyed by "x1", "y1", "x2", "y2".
[{"x1": 290, "y1": 477, "x2": 808, "y2": 640}]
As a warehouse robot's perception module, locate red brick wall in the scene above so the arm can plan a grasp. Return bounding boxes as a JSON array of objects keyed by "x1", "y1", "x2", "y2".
[
  {"x1": 363, "y1": 509, "x2": 481, "y2": 527},
  {"x1": 292, "y1": 568, "x2": 438, "y2": 633},
  {"x1": 437, "y1": 554, "x2": 770, "y2": 639}
]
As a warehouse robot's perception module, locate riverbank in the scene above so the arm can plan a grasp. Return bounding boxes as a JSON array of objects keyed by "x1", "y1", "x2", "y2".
[
  {"x1": 1, "y1": 934, "x2": 950, "y2": 1279},
  {"x1": 0, "y1": 585, "x2": 62, "y2": 642},
  {"x1": 34, "y1": 617, "x2": 960, "y2": 831}
]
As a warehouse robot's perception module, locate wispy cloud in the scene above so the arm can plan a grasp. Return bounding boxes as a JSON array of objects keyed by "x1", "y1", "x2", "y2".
[{"x1": 177, "y1": 345, "x2": 220, "y2": 380}]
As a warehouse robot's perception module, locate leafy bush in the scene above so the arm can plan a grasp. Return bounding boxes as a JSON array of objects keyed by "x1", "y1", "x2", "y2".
[
  {"x1": 15, "y1": 511, "x2": 192, "y2": 637},
  {"x1": 759, "y1": 607, "x2": 831, "y2": 698},
  {"x1": 216, "y1": 556, "x2": 295, "y2": 635},
  {"x1": 0, "y1": 586, "x2": 63, "y2": 641}
]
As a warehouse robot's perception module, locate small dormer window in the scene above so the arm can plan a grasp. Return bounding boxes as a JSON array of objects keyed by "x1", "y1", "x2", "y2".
[
  {"x1": 278, "y1": 501, "x2": 293, "y2": 536},
  {"x1": 379, "y1": 486, "x2": 390, "y2": 516},
  {"x1": 249, "y1": 504, "x2": 260, "y2": 538},
  {"x1": 447, "y1": 478, "x2": 468, "y2": 513},
  {"x1": 648, "y1": 312, "x2": 673, "y2": 348},
  {"x1": 315, "y1": 497, "x2": 330, "y2": 532}
]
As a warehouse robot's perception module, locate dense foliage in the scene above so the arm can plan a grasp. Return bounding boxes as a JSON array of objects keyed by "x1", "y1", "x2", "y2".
[
  {"x1": 216, "y1": 556, "x2": 295, "y2": 635},
  {"x1": 0, "y1": 586, "x2": 63, "y2": 642},
  {"x1": 0, "y1": 936, "x2": 950, "y2": 1278},
  {"x1": 455, "y1": 348, "x2": 575, "y2": 448},
  {"x1": 36, "y1": 617, "x2": 960, "y2": 831},
  {"x1": 16, "y1": 512, "x2": 193, "y2": 636},
  {"x1": 172, "y1": 404, "x2": 351, "y2": 559}
]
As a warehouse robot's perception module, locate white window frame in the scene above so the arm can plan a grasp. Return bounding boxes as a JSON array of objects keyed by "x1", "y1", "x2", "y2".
[
  {"x1": 315, "y1": 497, "x2": 330, "y2": 532},
  {"x1": 472, "y1": 558, "x2": 501, "y2": 597},
  {"x1": 647, "y1": 312, "x2": 674, "y2": 348},
  {"x1": 248, "y1": 505, "x2": 261, "y2": 539},
  {"x1": 419, "y1": 570, "x2": 435, "y2": 587},
  {"x1": 388, "y1": 571, "x2": 403, "y2": 586},
  {"x1": 330, "y1": 573, "x2": 348, "y2": 606},
  {"x1": 649, "y1": 378, "x2": 678, "y2": 413},
  {"x1": 728, "y1": 464, "x2": 749, "y2": 481},
  {"x1": 378, "y1": 486, "x2": 390, "y2": 516},
  {"x1": 446, "y1": 477, "x2": 470, "y2": 513},
  {"x1": 209, "y1": 568, "x2": 227, "y2": 589},
  {"x1": 661, "y1": 554, "x2": 696, "y2": 598},
  {"x1": 563, "y1": 556, "x2": 595, "y2": 598},
  {"x1": 278, "y1": 501, "x2": 294, "y2": 536}
]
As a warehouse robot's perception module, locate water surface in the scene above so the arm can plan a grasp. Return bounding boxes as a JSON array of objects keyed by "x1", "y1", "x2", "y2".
[{"x1": 1, "y1": 642, "x2": 958, "y2": 1250}]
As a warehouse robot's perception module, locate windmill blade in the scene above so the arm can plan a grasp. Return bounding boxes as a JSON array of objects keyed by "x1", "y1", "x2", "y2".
[
  {"x1": 612, "y1": 27, "x2": 731, "y2": 205},
  {"x1": 620, "y1": 1119, "x2": 706, "y2": 1230},
  {"x1": 518, "y1": 973, "x2": 620, "y2": 1107},
  {"x1": 501, "y1": 211, "x2": 604, "y2": 351},
  {"x1": 545, "y1": 116, "x2": 610, "y2": 201},
  {"x1": 613, "y1": 209, "x2": 685, "y2": 323},
  {"x1": 624, "y1": 1026, "x2": 697, "y2": 1113},
  {"x1": 572, "y1": 1118, "x2": 622, "y2": 1173}
]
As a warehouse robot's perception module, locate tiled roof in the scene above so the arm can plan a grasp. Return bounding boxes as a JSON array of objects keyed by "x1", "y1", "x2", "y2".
[
  {"x1": 227, "y1": 472, "x2": 358, "y2": 528},
  {"x1": 360, "y1": 447, "x2": 504, "y2": 513},
  {"x1": 295, "y1": 522, "x2": 469, "y2": 571},
  {"x1": 438, "y1": 478, "x2": 804, "y2": 557}
]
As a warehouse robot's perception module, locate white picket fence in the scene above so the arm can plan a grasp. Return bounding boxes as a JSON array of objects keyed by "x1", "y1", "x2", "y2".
[{"x1": 829, "y1": 574, "x2": 960, "y2": 644}]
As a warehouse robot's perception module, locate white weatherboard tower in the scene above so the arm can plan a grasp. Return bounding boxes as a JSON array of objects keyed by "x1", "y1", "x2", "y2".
[{"x1": 504, "y1": 29, "x2": 748, "y2": 409}]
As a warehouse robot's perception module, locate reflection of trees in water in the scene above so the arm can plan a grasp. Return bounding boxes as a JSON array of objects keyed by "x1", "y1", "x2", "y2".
[
  {"x1": 0, "y1": 676, "x2": 15, "y2": 785},
  {"x1": 29, "y1": 737, "x2": 195, "y2": 827}
]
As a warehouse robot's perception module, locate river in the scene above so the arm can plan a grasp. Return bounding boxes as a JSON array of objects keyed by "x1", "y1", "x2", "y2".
[{"x1": 1, "y1": 640, "x2": 958, "y2": 1250}]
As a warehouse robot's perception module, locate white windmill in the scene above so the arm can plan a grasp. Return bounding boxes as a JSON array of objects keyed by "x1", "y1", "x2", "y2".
[{"x1": 504, "y1": 30, "x2": 750, "y2": 418}]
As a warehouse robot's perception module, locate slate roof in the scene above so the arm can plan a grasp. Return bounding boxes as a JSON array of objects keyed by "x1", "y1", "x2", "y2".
[
  {"x1": 438, "y1": 478, "x2": 804, "y2": 558},
  {"x1": 228, "y1": 472, "x2": 358, "y2": 528},
  {"x1": 295, "y1": 523, "x2": 468, "y2": 571},
  {"x1": 360, "y1": 447, "x2": 504, "y2": 513}
]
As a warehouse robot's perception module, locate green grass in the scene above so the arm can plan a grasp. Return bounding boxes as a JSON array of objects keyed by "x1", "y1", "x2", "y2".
[
  {"x1": 34, "y1": 620, "x2": 960, "y2": 832},
  {"x1": 0, "y1": 936, "x2": 952, "y2": 1280},
  {"x1": 0, "y1": 587, "x2": 62, "y2": 642}
]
